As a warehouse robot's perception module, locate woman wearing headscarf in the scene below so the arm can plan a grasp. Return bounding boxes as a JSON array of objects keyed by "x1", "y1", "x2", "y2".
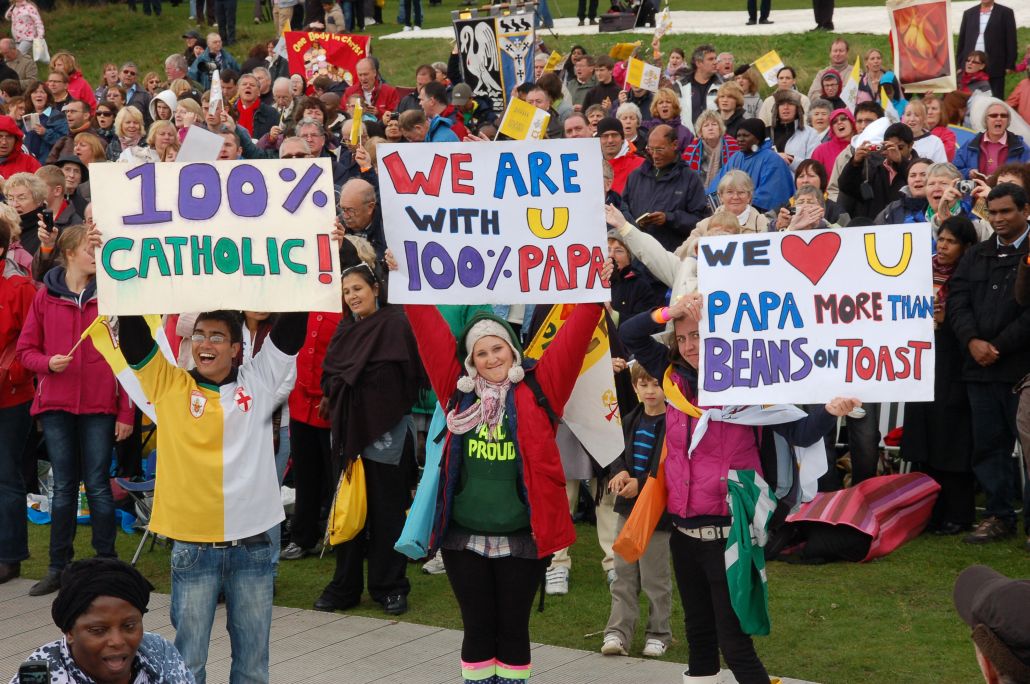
[
  {"x1": 314, "y1": 264, "x2": 424, "y2": 617},
  {"x1": 768, "y1": 90, "x2": 821, "y2": 171},
  {"x1": 402, "y1": 291, "x2": 600, "y2": 684},
  {"x1": 12, "y1": 558, "x2": 194, "y2": 683},
  {"x1": 709, "y1": 118, "x2": 795, "y2": 214}
]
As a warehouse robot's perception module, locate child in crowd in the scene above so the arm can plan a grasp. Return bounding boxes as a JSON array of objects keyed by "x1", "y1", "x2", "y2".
[{"x1": 602, "y1": 363, "x2": 672, "y2": 658}]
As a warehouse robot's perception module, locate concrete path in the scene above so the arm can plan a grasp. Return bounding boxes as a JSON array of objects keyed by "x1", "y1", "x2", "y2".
[
  {"x1": 0, "y1": 578, "x2": 818, "y2": 683},
  {"x1": 381, "y1": 1, "x2": 1030, "y2": 39}
]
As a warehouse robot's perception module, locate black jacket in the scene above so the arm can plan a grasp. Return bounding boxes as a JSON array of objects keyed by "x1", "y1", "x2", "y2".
[
  {"x1": 610, "y1": 259, "x2": 663, "y2": 322},
  {"x1": 608, "y1": 403, "x2": 668, "y2": 523},
  {"x1": 837, "y1": 152, "x2": 912, "y2": 221},
  {"x1": 957, "y1": 3, "x2": 1017, "y2": 79},
  {"x1": 622, "y1": 159, "x2": 710, "y2": 252},
  {"x1": 947, "y1": 229, "x2": 1030, "y2": 384}
]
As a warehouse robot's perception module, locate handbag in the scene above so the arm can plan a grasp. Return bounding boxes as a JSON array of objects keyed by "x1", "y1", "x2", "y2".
[
  {"x1": 324, "y1": 456, "x2": 367, "y2": 547},
  {"x1": 395, "y1": 405, "x2": 446, "y2": 559},
  {"x1": 612, "y1": 442, "x2": 668, "y2": 564},
  {"x1": 31, "y1": 38, "x2": 49, "y2": 63}
]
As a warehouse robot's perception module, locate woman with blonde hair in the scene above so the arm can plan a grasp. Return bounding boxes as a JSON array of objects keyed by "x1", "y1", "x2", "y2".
[
  {"x1": 72, "y1": 132, "x2": 106, "y2": 165},
  {"x1": 902, "y1": 99, "x2": 947, "y2": 163},
  {"x1": 106, "y1": 105, "x2": 145, "y2": 162},
  {"x1": 681, "y1": 109, "x2": 740, "y2": 189},
  {"x1": 173, "y1": 98, "x2": 203, "y2": 136},
  {"x1": 0, "y1": 202, "x2": 31, "y2": 277},
  {"x1": 142, "y1": 72, "x2": 161, "y2": 97},
  {"x1": 733, "y1": 66, "x2": 762, "y2": 120},
  {"x1": 714, "y1": 81, "x2": 745, "y2": 137},
  {"x1": 856, "y1": 48, "x2": 886, "y2": 104},
  {"x1": 49, "y1": 52, "x2": 96, "y2": 112},
  {"x1": 644, "y1": 88, "x2": 693, "y2": 155}
]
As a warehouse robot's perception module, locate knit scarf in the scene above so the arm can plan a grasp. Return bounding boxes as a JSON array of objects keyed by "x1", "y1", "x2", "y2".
[
  {"x1": 932, "y1": 253, "x2": 958, "y2": 304},
  {"x1": 446, "y1": 376, "x2": 512, "y2": 440},
  {"x1": 119, "y1": 133, "x2": 141, "y2": 150}
]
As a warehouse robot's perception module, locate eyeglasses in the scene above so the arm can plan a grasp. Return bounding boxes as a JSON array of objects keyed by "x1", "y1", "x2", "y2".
[
  {"x1": 281, "y1": 152, "x2": 308, "y2": 159},
  {"x1": 340, "y1": 203, "x2": 372, "y2": 216},
  {"x1": 96, "y1": 111, "x2": 113, "y2": 117},
  {"x1": 987, "y1": 112, "x2": 1009, "y2": 119},
  {"x1": 645, "y1": 146, "x2": 672, "y2": 154},
  {"x1": 190, "y1": 333, "x2": 229, "y2": 344},
  {"x1": 965, "y1": 58, "x2": 983, "y2": 65},
  {"x1": 122, "y1": 70, "x2": 137, "y2": 76}
]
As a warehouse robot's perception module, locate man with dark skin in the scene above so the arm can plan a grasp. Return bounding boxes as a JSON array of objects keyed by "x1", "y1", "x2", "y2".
[
  {"x1": 947, "y1": 183, "x2": 1030, "y2": 547},
  {"x1": 621, "y1": 124, "x2": 708, "y2": 251}
]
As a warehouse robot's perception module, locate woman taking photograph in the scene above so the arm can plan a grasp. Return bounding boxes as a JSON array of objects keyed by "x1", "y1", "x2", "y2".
[
  {"x1": 681, "y1": 110, "x2": 740, "y2": 190},
  {"x1": 106, "y1": 105, "x2": 145, "y2": 162},
  {"x1": 314, "y1": 264, "x2": 423, "y2": 617},
  {"x1": 16, "y1": 224, "x2": 133, "y2": 597},
  {"x1": 900, "y1": 216, "x2": 979, "y2": 536},
  {"x1": 403, "y1": 286, "x2": 600, "y2": 684},
  {"x1": 22, "y1": 80, "x2": 69, "y2": 164}
]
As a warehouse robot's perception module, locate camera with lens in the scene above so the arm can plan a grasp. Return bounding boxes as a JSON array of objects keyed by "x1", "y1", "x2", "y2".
[
  {"x1": 956, "y1": 180, "x2": 976, "y2": 195},
  {"x1": 200, "y1": 61, "x2": 218, "y2": 73}
]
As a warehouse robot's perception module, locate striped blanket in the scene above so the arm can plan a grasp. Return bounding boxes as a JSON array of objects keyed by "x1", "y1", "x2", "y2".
[{"x1": 786, "y1": 473, "x2": 940, "y2": 562}]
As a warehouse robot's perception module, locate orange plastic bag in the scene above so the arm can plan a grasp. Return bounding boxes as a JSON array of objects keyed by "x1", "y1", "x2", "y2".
[{"x1": 612, "y1": 443, "x2": 668, "y2": 564}]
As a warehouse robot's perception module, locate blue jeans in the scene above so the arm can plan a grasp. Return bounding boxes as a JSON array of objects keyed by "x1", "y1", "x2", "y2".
[
  {"x1": 39, "y1": 411, "x2": 117, "y2": 573},
  {"x1": 0, "y1": 401, "x2": 32, "y2": 564},
  {"x1": 216, "y1": 0, "x2": 238, "y2": 44},
  {"x1": 171, "y1": 539, "x2": 274, "y2": 684},
  {"x1": 396, "y1": 0, "x2": 421, "y2": 26},
  {"x1": 270, "y1": 423, "x2": 290, "y2": 570},
  {"x1": 968, "y1": 382, "x2": 1030, "y2": 527}
]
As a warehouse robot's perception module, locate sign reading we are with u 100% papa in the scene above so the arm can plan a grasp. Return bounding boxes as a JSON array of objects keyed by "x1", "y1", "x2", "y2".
[
  {"x1": 377, "y1": 139, "x2": 610, "y2": 304},
  {"x1": 91, "y1": 159, "x2": 342, "y2": 315}
]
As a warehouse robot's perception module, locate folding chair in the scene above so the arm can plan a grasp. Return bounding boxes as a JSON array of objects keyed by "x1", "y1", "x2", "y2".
[{"x1": 114, "y1": 450, "x2": 163, "y2": 566}]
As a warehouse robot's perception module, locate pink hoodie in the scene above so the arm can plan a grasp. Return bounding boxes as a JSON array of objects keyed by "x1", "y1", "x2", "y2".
[{"x1": 811, "y1": 107, "x2": 856, "y2": 173}]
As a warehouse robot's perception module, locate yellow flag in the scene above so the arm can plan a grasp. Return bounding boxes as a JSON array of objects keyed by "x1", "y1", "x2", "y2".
[
  {"x1": 88, "y1": 314, "x2": 174, "y2": 423},
  {"x1": 543, "y1": 51, "x2": 564, "y2": 72},
  {"x1": 840, "y1": 56, "x2": 861, "y2": 110},
  {"x1": 609, "y1": 41, "x2": 641, "y2": 61},
  {"x1": 626, "y1": 57, "x2": 662, "y2": 93},
  {"x1": 350, "y1": 101, "x2": 363, "y2": 147},
  {"x1": 498, "y1": 97, "x2": 549, "y2": 140},
  {"x1": 879, "y1": 86, "x2": 892, "y2": 115},
  {"x1": 753, "y1": 50, "x2": 784, "y2": 87}
]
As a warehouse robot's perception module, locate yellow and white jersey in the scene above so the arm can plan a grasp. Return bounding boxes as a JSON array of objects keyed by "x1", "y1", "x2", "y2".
[{"x1": 131, "y1": 339, "x2": 295, "y2": 543}]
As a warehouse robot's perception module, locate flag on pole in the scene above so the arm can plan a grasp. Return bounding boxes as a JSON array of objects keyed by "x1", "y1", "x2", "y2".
[
  {"x1": 498, "y1": 97, "x2": 550, "y2": 140},
  {"x1": 209, "y1": 69, "x2": 223, "y2": 116},
  {"x1": 525, "y1": 305, "x2": 623, "y2": 467},
  {"x1": 653, "y1": 5, "x2": 673, "y2": 40},
  {"x1": 626, "y1": 57, "x2": 662, "y2": 93},
  {"x1": 87, "y1": 315, "x2": 176, "y2": 423},
  {"x1": 609, "y1": 42, "x2": 641, "y2": 61},
  {"x1": 880, "y1": 85, "x2": 896, "y2": 120},
  {"x1": 753, "y1": 50, "x2": 785, "y2": 87},
  {"x1": 840, "y1": 56, "x2": 861, "y2": 111},
  {"x1": 543, "y1": 50, "x2": 564, "y2": 72}
]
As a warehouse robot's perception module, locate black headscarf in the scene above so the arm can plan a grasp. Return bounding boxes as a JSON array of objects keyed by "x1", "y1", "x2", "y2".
[{"x1": 52, "y1": 559, "x2": 154, "y2": 633}]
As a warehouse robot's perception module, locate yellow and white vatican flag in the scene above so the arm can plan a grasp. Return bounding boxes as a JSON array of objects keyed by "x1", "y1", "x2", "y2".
[
  {"x1": 753, "y1": 51, "x2": 784, "y2": 88},
  {"x1": 525, "y1": 305, "x2": 623, "y2": 467},
  {"x1": 626, "y1": 57, "x2": 662, "y2": 93},
  {"x1": 498, "y1": 97, "x2": 550, "y2": 140},
  {"x1": 840, "y1": 57, "x2": 861, "y2": 111},
  {"x1": 85, "y1": 315, "x2": 176, "y2": 423}
]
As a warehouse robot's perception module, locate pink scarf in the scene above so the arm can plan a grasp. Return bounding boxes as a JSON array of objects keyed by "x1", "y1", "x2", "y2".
[{"x1": 445, "y1": 376, "x2": 512, "y2": 440}]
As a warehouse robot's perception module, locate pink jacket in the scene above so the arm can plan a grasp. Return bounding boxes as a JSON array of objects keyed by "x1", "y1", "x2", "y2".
[
  {"x1": 663, "y1": 369, "x2": 762, "y2": 519},
  {"x1": 16, "y1": 268, "x2": 132, "y2": 422}
]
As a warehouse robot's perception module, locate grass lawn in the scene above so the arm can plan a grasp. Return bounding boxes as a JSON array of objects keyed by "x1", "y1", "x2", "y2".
[
  {"x1": 21, "y1": 516, "x2": 1030, "y2": 683},
  {"x1": 38, "y1": 2, "x2": 1030, "y2": 100}
]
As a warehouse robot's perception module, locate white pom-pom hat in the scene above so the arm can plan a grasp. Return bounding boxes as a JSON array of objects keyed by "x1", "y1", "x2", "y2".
[{"x1": 456, "y1": 314, "x2": 525, "y2": 392}]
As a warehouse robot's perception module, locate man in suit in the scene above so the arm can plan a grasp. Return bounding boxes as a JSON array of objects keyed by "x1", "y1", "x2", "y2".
[{"x1": 957, "y1": 0, "x2": 1017, "y2": 99}]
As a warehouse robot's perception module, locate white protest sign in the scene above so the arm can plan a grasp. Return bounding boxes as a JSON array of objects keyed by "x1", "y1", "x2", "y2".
[
  {"x1": 377, "y1": 140, "x2": 609, "y2": 304},
  {"x1": 176, "y1": 125, "x2": 225, "y2": 162},
  {"x1": 92, "y1": 159, "x2": 342, "y2": 315},
  {"x1": 697, "y1": 224, "x2": 935, "y2": 405}
]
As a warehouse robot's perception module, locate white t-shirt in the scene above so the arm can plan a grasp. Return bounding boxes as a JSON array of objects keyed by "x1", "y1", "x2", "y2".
[{"x1": 975, "y1": 8, "x2": 991, "y2": 53}]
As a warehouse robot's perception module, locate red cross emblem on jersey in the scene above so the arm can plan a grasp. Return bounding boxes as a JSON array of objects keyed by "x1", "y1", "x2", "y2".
[{"x1": 234, "y1": 386, "x2": 253, "y2": 413}]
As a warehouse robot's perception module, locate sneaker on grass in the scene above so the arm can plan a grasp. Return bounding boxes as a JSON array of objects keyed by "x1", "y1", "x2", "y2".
[
  {"x1": 600, "y1": 634, "x2": 627, "y2": 656},
  {"x1": 421, "y1": 554, "x2": 446, "y2": 575},
  {"x1": 642, "y1": 638, "x2": 667, "y2": 657},
  {"x1": 544, "y1": 565, "x2": 569, "y2": 595}
]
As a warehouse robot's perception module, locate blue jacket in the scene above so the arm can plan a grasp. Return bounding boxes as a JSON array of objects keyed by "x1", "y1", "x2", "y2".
[
  {"x1": 953, "y1": 131, "x2": 1030, "y2": 179},
  {"x1": 22, "y1": 107, "x2": 68, "y2": 164},
  {"x1": 709, "y1": 140, "x2": 795, "y2": 213},
  {"x1": 426, "y1": 115, "x2": 459, "y2": 143},
  {"x1": 188, "y1": 48, "x2": 242, "y2": 91}
]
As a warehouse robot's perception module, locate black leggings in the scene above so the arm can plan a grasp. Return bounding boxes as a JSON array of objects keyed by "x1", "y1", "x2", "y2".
[
  {"x1": 670, "y1": 530, "x2": 769, "y2": 684},
  {"x1": 441, "y1": 548, "x2": 549, "y2": 666}
]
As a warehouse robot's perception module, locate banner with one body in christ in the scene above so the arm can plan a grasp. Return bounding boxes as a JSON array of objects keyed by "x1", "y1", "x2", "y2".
[{"x1": 697, "y1": 224, "x2": 935, "y2": 405}]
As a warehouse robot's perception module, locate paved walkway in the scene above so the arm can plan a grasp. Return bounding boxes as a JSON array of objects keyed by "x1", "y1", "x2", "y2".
[
  {"x1": 0, "y1": 578, "x2": 818, "y2": 683},
  {"x1": 381, "y1": 0, "x2": 1030, "y2": 39}
]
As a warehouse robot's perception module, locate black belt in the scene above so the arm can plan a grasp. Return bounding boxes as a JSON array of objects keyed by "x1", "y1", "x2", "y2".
[{"x1": 189, "y1": 533, "x2": 270, "y2": 549}]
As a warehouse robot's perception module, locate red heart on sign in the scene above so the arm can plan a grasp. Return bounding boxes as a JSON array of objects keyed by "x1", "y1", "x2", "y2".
[{"x1": 780, "y1": 232, "x2": 841, "y2": 285}]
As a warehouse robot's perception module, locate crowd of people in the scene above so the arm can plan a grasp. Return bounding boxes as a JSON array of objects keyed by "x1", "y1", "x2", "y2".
[{"x1": 0, "y1": 0, "x2": 1029, "y2": 683}]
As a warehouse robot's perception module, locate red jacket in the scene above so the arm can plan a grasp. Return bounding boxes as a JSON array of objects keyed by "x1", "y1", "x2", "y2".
[
  {"x1": 0, "y1": 274, "x2": 37, "y2": 409},
  {"x1": 343, "y1": 80, "x2": 400, "y2": 120},
  {"x1": 66, "y1": 71, "x2": 97, "y2": 113},
  {"x1": 288, "y1": 311, "x2": 342, "y2": 428},
  {"x1": 16, "y1": 268, "x2": 132, "y2": 422},
  {"x1": 0, "y1": 115, "x2": 40, "y2": 177},
  {"x1": 609, "y1": 146, "x2": 645, "y2": 195},
  {"x1": 406, "y1": 302, "x2": 601, "y2": 558}
]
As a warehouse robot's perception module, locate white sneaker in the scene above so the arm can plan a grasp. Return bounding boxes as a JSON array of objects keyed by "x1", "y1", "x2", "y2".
[
  {"x1": 544, "y1": 566, "x2": 569, "y2": 595},
  {"x1": 402, "y1": 25, "x2": 412, "y2": 31},
  {"x1": 642, "y1": 639, "x2": 667, "y2": 657},
  {"x1": 601, "y1": 634, "x2": 628, "y2": 656},
  {"x1": 606, "y1": 568, "x2": 617, "y2": 585},
  {"x1": 421, "y1": 554, "x2": 446, "y2": 575},
  {"x1": 412, "y1": 25, "x2": 421, "y2": 30}
]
